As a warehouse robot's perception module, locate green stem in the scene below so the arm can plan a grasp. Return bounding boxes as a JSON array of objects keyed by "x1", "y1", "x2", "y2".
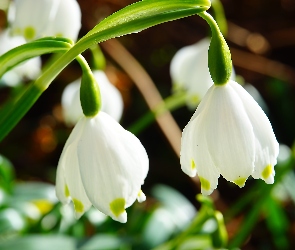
[
  {"x1": 128, "y1": 92, "x2": 187, "y2": 134},
  {"x1": 90, "y1": 45, "x2": 106, "y2": 70},
  {"x1": 170, "y1": 206, "x2": 213, "y2": 250},
  {"x1": 211, "y1": 0, "x2": 227, "y2": 36}
]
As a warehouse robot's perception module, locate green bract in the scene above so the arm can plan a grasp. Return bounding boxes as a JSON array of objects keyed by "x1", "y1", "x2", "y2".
[
  {"x1": 199, "y1": 12, "x2": 232, "y2": 85},
  {"x1": 77, "y1": 56, "x2": 101, "y2": 117}
]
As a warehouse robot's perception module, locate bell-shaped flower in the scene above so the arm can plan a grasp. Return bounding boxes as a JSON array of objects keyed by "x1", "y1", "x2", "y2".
[
  {"x1": 0, "y1": 29, "x2": 41, "y2": 87},
  {"x1": 44, "y1": 0, "x2": 81, "y2": 41},
  {"x1": 9, "y1": 0, "x2": 81, "y2": 41},
  {"x1": 61, "y1": 70, "x2": 123, "y2": 126},
  {"x1": 56, "y1": 111, "x2": 149, "y2": 223},
  {"x1": 180, "y1": 80, "x2": 279, "y2": 195},
  {"x1": 170, "y1": 38, "x2": 235, "y2": 108}
]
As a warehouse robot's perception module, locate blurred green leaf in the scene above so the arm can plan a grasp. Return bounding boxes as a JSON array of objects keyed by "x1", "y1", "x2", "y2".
[
  {"x1": 12, "y1": 182, "x2": 57, "y2": 203},
  {"x1": 143, "y1": 185, "x2": 196, "y2": 248},
  {"x1": 178, "y1": 235, "x2": 212, "y2": 250},
  {"x1": 264, "y1": 197, "x2": 289, "y2": 249},
  {"x1": 0, "y1": 235, "x2": 76, "y2": 250},
  {"x1": 0, "y1": 154, "x2": 14, "y2": 193},
  {"x1": 0, "y1": 208, "x2": 26, "y2": 234},
  {"x1": 79, "y1": 234, "x2": 126, "y2": 250}
]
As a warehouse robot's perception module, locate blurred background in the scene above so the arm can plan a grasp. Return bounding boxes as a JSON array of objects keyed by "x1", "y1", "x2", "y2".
[{"x1": 0, "y1": 0, "x2": 295, "y2": 249}]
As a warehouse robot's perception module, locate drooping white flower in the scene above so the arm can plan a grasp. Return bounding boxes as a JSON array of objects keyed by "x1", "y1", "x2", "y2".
[
  {"x1": 170, "y1": 38, "x2": 235, "y2": 108},
  {"x1": 0, "y1": 29, "x2": 41, "y2": 86},
  {"x1": 44, "y1": 0, "x2": 81, "y2": 41},
  {"x1": 9, "y1": 0, "x2": 81, "y2": 41},
  {"x1": 62, "y1": 70, "x2": 123, "y2": 126},
  {"x1": 180, "y1": 80, "x2": 279, "y2": 195},
  {"x1": 56, "y1": 111, "x2": 149, "y2": 223}
]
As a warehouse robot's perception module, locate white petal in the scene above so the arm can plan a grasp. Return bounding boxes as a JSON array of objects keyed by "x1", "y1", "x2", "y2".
[
  {"x1": 92, "y1": 70, "x2": 124, "y2": 122},
  {"x1": 11, "y1": 0, "x2": 60, "y2": 40},
  {"x1": 193, "y1": 116, "x2": 220, "y2": 195},
  {"x1": 45, "y1": 0, "x2": 81, "y2": 41},
  {"x1": 61, "y1": 80, "x2": 83, "y2": 126},
  {"x1": 77, "y1": 113, "x2": 148, "y2": 222},
  {"x1": 180, "y1": 86, "x2": 220, "y2": 194},
  {"x1": 180, "y1": 85, "x2": 215, "y2": 176},
  {"x1": 137, "y1": 190, "x2": 146, "y2": 203},
  {"x1": 56, "y1": 118, "x2": 92, "y2": 218},
  {"x1": 229, "y1": 81, "x2": 279, "y2": 183},
  {"x1": 204, "y1": 84, "x2": 255, "y2": 186}
]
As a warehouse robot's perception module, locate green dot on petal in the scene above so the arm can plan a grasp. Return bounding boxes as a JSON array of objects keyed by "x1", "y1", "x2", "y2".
[
  {"x1": 110, "y1": 198, "x2": 126, "y2": 217},
  {"x1": 199, "y1": 176, "x2": 210, "y2": 191},
  {"x1": 191, "y1": 159, "x2": 196, "y2": 170},
  {"x1": 262, "y1": 164, "x2": 272, "y2": 179},
  {"x1": 24, "y1": 26, "x2": 36, "y2": 40},
  {"x1": 234, "y1": 177, "x2": 247, "y2": 187},
  {"x1": 64, "y1": 184, "x2": 70, "y2": 197},
  {"x1": 73, "y1": 198, "x2": 84, "y2": 213}
]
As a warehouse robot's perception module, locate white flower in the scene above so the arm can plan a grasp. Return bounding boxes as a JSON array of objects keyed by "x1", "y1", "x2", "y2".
[
  {"x1": 44, "y1": 0, "x2": 81, "y2": 41},
  {"x1": 180, "y1": 80, "x2": 279, "y2": 195},
  {"x1": 0, "y1": 29, "x2": 41, "y2": 86},
  {"x1": 9, "y1": 0, "x2": 81, "y2": 41},
  {"x1": 170, "y1": 38, "x2": 235, "y2": 108},
  {"x1": 62, "y1": 70, "x2": 123, "y2": 126},
  {"x1": 55, "y1": 111, "x2": 149, "y2": 223}
]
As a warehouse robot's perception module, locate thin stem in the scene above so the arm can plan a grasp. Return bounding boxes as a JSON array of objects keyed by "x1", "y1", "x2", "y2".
[
  {"x1": 211, "y1": 0, "x2": 227, "y2": 36},
  {"x1": 128, "y1": 92, "x2": 187, "y2": 134}
]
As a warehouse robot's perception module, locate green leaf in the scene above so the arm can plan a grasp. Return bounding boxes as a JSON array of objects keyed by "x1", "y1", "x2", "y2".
[
  {"x1": 0, "y1": 37, "x2": 72, "y2": 78},
  {"x1": 78, "y1": 0, "x2": 211, "y2": 46},
  {"x1": 0, "y1": 235, "x2": 76, "y2": 250},
  {"x1": 79, "y1": 235, "x2": 125, "y2": 250},
  {"x1": 264, "y1": 197, "x2": 289, "y2": 249},
  {"x1": 0, "y1": 208, "x2": 26, "y2": 234},
  {"x1": 11, "y1": 182, "x2": 57, "y2": 203},
  {"x1": 0, "y1": 155, "x2": 14, "y2": 193}
]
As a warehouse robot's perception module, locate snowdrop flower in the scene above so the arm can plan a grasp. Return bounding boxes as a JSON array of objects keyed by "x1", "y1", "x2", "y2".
[
  {"x1": 0, "y1": 29, "x2": 41, "y2": 86},
  {"x1": 43, "y1": 0, "x2": 81, "y2": 41},
  {"x1": 170, "y1": 38, "x2": 235, "y2": 108},
  {"x1": 62, "y1": 70, "x2": 123, "y2": 126},
  {"x1": 56, "y1": 112, "x2": 148, "y2": 222},
  {"x1": 180, "y1": 80, "x2": 279, "y2": 195},
  {"x1": 9, "y1": 0, "x2": 81, "y2": 41}
]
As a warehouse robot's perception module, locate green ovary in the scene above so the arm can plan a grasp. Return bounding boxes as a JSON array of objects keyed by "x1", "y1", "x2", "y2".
[
  {"x1": 24, "y1": 26, "x2": 36, "y2": 40},
  {"x1": 199, "y1": 177, "x2": 210, "y2": 191},
  {"x1": 191, "y1": 159, "x2": 196, "y2": 170},
  {"x1": 110, "y1": 198, "x2": 126, "y2": 217},
  {"x1": 262, "y1": 164, "x2": 272, "y2": 179},
  {"x1": 73, "y1": 198, "x2": 84, "y2": 213},
  {"x1": 64, "y1": 184, "x2": 70, "y2": 197}
]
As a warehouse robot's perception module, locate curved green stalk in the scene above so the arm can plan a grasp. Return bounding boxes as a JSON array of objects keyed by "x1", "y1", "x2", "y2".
[
  {"x1": 211, "y1": 0, "x2": 228, "y2": 36},
  {"x1": 128, "y1": 92, "x2": 187, "y2": 134}
]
